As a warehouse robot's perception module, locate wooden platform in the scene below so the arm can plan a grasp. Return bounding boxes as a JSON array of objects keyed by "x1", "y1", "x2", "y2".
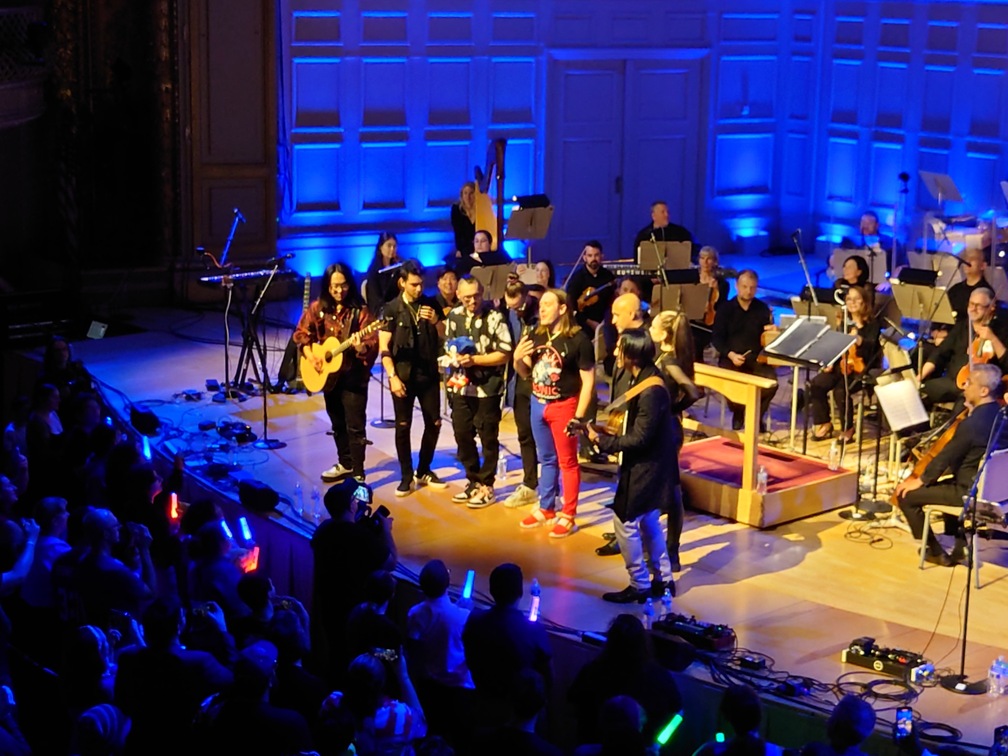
[
  {"x1": 681, "y1": 437, "x2": 857, "y2": 528},
  {"x1": 12, "y1": 303, "x2": 1008, "y2": 750}
]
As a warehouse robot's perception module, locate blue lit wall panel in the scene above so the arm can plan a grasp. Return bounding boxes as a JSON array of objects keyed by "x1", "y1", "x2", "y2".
[
  {"x1": 360, "y1": 143, "x2": 407, "y2": 210},
  {"x1": 292, "y1": 12, "x2": 341, "y2": 45},
  {"x1": 921, "y1": 67, "x2": 954, "y2": 134},
  {"x1": 503, "y1": 138, "x2": 535, "y2": 199},
  {"x1": 361, "y1": 59, "x2": 407, "y2": 127},
  {"x1": 424, "y1": 142, "x2": 471, "y2": 208},
  {"x1": 824, "y1": 137, "x2": 858, "y2": 207},
  {"x1": 868, "y1": 142, "x2": 905, "y2": 209},
  {"x1": 361, "y1": 12, "x2": 407, "y2": 44},
  {"x1": 292, "y1": 59, "x2": 341, "y2": 128},
  {"x1": 874, "y1": 64, "x2": 907, "y2": 131},
  {"x1": 428, "y1": 13, "x2": 473, "y2": 44},
  {"x1": 969, "y1": 70, "x2": 1005, "y2": 140},
  {"x1": 720, "y1": 13, "x2": 778, "y2": 42},
  {"x1": 787, "y1": 57, "x2": 812, "y2": 121},
  {"x1": 558, "y1": 139, "x2": 616, "y2": 240},
  {"x1": 428, "y1": 59, "x2": 473, "y2": 126},
  {"x1": 962, "y1": 151, "x2": 1001, "y2": 210},
  {"x1": 293, "y1": 144, "x2": 340, "y2": 212},
  {"x1": 713, "y1": 134, "x2": 773, "y2": 197},
  {"x1": 717, "y1": 56, "x2": 777, "y2": 121},
  {"x1": 492, "y1": 13, "x2": 536, "y2": 44},
  {"x1": 783, "y1": 133, "x2": 809, "y2": 199},
  {"x1": 829, "y1": 60, "x2": 860, "y2": 124},
  {"x1": 490, "y1": 58, "x2": 536, "y2": 124}
]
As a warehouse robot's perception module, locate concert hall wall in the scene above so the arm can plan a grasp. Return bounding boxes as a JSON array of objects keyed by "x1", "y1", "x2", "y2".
[{"x1": 276, "y1": 0, "x2": 1008, "y2": 275}]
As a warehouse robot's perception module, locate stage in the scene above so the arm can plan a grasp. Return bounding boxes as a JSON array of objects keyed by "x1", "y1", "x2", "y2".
[{"x1": 18, "y1": 301, "x2": 1008, "y2": 752}]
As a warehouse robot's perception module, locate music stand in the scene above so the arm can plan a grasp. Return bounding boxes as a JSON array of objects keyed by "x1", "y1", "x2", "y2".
[
  {"x1": 763, "y1": 317, "x2": 856, "y2": 370},
  {"x1": 919, "y1": 170, "x2": 964, "y2": 207},
  {"x1": 638, "y1": 241, "x2": 690, "y2": 271},
  {"x1": 789, "y1": 296, "x2": 839, "y2": 323}
]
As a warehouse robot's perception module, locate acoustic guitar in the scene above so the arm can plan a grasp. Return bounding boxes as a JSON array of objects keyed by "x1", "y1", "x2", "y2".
[{"x1": 299, "y1": 320, "x2": 383, "y2": 394}]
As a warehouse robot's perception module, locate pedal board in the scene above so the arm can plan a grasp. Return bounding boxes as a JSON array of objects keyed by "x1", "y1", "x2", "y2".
[
  {"x1": 841, "y1": 636, "x2": 928, "y2": 677},
  {"x1": 653, "y1": 613, "x2": 736, "y2": 652}
]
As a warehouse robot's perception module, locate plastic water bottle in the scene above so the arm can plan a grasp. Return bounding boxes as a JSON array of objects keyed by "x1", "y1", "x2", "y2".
[
  {"x1": 528, "y1": 578, "x2": 541, "y2": 622},
  {"x1": 756, "y1": 465, "x2": 768, "y2": 496},
  {"x1": 995, "y1": 656, "x2": 1008, "y2": 696},
  {"x1": 828, "y1": 441, "x2": 841, "y2": 472},
  {"x1": 661, "y1": 586, "x2": 673, "y2": 618},
  {"x1": 497, "y1": 454, "x2": 508, "y2": 481},
  {"x1": 311, "y1": 485, "x2": 322, "y2": 526},
  {"x1": 293, "y1": 481, "x2": 304, "y2": 517},
  {"x1": 642, "y1": 597, "x2": 655, "y2": 630},
  {"x1": 988, "y1": 660, "x2": 1003, "y2": 697}
]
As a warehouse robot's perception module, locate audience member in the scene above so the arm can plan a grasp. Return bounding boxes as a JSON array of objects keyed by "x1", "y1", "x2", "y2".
[
  {"x1": 573, "y1": 694, "x2": 652, "y2": 756},
  {"x1": 269, "y1": 608, "x2": 328, "y2": 727},
  {"x1": 472, "y1": 668, "x2": 562, "y2": 756},
  {"x1": 462, "y1": 563, "x2": 552, "y2": 729},
  {"x1": 693, "y1": 684, "x2": 783, "y2": 756},
  {"x1": 345, "y1": 570, "x2": 402, "y2": 666},
  {"x1": 115, "y1": 597, "x2": 234, "y2": 755},
  {"x1": 818, "y1": 695, "x2": 876, "y2": 756},
  {"x1": 188, "y1": 520, "x2": 249, "y2": 627},
  {"x1": 311, "y1": 478, "x2": 396, "y2": 684},
  {"x1": 73, "y1": 703, "x2": 131, "y2": 756},
  {"x1": 568, "y1": 613, "x2": 681, "y2": 745}
]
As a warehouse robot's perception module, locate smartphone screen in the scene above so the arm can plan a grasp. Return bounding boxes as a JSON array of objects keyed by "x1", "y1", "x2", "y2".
[{"x1": 894, "y1": 707, "x2": 913, "y2": 740}]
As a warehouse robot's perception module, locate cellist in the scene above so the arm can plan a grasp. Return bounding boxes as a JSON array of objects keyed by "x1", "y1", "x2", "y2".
[
  {"x1": 895, "y1": 363, "x2": 1008, "y2": 567},
  {"x1": 809, "y1": 285, "x2": 881, "y2": 441}
]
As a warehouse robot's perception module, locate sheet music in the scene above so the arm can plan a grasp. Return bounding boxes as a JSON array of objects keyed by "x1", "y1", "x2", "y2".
[{"x1": 874, "y1": 380, "x2": 930, "y2": 432}]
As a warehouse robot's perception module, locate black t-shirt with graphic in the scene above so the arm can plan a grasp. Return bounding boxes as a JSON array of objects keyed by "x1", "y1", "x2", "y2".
[{"x1": 529, "y1": 329, "x2": 594, "y2": 402}]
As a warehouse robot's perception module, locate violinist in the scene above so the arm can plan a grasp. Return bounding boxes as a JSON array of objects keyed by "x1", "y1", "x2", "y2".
[
  {"x1": 691, "y1": 245, "x2": 730, "y2": 361},
  {"x1": 565, "y1": 240, "x2": 616, "y2": 333},
  {"x1": 896, "y1": 363, "x2": 1008, "y2": 567},
  {"x1": 918, "y1": 288, "x2": 1008, "y2": 409},
  {"x1": 808, "y1": 285, "x2": 880, "y2": 441},
  {"x1": 835, "y1": 255, "x2": 871, "y2": 289},
  {"x1": 711, "y1": 269, "x2": 778, "y2": 432},
  {"x1": 945, "y1": 247, "x2": 992, "y2": 324}
]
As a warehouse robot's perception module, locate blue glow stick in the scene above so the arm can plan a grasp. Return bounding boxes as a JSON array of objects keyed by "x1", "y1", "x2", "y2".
[
  {"x1": 238, "y1": 516, "x2": 253, "y2": 544},
  {"x1": 462, "y1": 569, "x2": 475, "y2": 600},
  {"x1": 141, "y1": 436, "x2": 151, "y2": 461},
  {"x1": 220, "y1": 520, "x2": 234, "y2": 541}
]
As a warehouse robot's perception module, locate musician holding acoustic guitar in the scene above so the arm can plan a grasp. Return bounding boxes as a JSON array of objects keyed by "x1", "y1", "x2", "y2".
[{"x1": 294, "y1": 262, "x2": 379, "y2": 484}]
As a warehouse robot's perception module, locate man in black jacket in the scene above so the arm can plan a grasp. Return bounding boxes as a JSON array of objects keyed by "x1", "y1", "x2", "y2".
[
  {"x1": 896, "y1": 363, "x2": 1008, "y2": 566},
  {"x1": 585, "y1": 329, "x2": 677, "y2": 603}
]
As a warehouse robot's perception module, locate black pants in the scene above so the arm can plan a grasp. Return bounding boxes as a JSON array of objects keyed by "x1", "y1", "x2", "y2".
[
  {"x1": 324, "y1": 377, "x2": 369, "y2": 477},
  {"x1": 391, "y1": 372, "x2": 442, "y2": 482},
  {"x1": 898, "y1": 483, "x2": 966, "y2": 556},
  {"x1": 451, "y1": 394, "x2": 502, "y2": 486},
  {"x1": 718, "y1": 359, "x2": 778, "y2": 426},
  {"x1": 809, "y1": 370, "x2": 864, "y2": 430},
  {"x1": 921, "y1": 376, "x2": 961, "y2": 409},
  {"x1": 513, "y1": 388, "x2": 538, "y2": 490}
]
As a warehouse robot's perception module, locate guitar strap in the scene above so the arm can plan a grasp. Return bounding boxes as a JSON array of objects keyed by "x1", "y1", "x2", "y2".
[{"x1": 606, "y1": 376, "x2": 664, "y2": 414}]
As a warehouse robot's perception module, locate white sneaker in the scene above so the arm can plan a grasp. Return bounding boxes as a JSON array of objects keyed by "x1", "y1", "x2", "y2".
[
  {"x1": 320, "y1": 464, "x2": 351, "y2": 482},
  {"x1": 503, "y1": 485, "x2": 540, "y2": 509}
]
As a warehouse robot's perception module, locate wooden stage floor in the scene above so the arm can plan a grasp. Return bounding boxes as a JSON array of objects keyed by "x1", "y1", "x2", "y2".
[{"x1": 52, "y1": 305, "x2": 1008, "y2": 748}]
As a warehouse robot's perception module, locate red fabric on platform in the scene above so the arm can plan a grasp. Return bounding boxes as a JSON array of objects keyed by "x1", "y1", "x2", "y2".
[{"x1": 680, "y1": 437, "x2": 837, "y2": 492}]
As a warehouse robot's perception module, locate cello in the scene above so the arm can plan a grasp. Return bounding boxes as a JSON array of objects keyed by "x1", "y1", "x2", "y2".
[{"x1": 890, "y1": 409, "x2": 967, "y2": 509}]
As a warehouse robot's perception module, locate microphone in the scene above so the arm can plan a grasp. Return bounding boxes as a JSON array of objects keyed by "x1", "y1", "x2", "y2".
[
  {"x1": 650, "y1": 232, "x2": 656, "y2": 243},
  {"x1": 265, "y1": 252, "x2": 295, "y2": 265},
  {"x1": 379, "y1": 261, "x2": 404, "y2": 274},
  {"x1": 791, "y1": 229, "x2": 800, "y2": 243},
  {"x1": 233, "y1": 208, "x2": 246, "y2": 223}
]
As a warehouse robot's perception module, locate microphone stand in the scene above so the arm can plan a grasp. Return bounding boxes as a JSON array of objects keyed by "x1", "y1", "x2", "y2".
[
  {"x1": 252, "y1": 262, "x2": 286, "y2": 450},
  {"x1": 793, "y1": 230, "x2": 818, "y2": 455},
  {"x1": 940, "y1": 404, "x2": 1008, "y2": 696}
]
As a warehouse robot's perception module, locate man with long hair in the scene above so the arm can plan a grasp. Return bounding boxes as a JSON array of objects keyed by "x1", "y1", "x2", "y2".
[
  {"x1": 512, "y1": 289, "x2": 594, "y2": 537},
  {"x1": 294, "y1": 262, "x2": 378, "y2": 482}
]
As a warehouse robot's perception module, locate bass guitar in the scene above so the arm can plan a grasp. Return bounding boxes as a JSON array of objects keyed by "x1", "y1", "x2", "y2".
[{"x1": 299, "y1": 320, "x2": 383, "y2": 394}]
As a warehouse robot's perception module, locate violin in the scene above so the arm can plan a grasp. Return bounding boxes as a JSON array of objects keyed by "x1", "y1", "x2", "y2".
[
  {"x1": 839, "y1": 342, "x2": 865, "y2": 376},
  {"x1": 703, "y1": 282, "x2": 719, "y2": 326},
  {"x1": 577, "y1": 281, "x2": 615, "y2": 311}
]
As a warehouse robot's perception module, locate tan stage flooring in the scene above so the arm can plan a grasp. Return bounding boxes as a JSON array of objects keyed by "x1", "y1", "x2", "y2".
[{"x1": 41, "y1": 306, "x2": 1008, "y2": 748}]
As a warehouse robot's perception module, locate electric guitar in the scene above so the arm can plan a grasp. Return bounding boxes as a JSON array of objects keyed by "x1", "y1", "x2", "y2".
[{"x1": 299, "y1": 320, "x2": 383, "y2": 394}]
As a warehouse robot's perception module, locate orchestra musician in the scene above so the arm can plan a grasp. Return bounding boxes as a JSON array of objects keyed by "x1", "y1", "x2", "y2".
[
  {"x1": 711, "y1": 269, "x2": 778, "y2": 432},
  {"x1": 918, "y1": 288, "x2": 1008, "y2": 408},
  {"x1": 895, "y1": 363, "x2": 1008, "y2": 567},
  {"x1": 378, "y1": 260, "x2": 447, "y2": 497},
  {"x1": 565, "y1": 240, "x2": 616, "y2": 333},
  {"x1": 808, "y1": 285, "x2": 881, "y2": 441},
  {"x1": 512, "y1": 289, "x2": 595, "y2": 538},
  {"x1": 530, "y1": 259, "x2": 555, "y2": 297},
  {"x1": 841, "y1": 210, "x2": 897, "y2": 259},
  {"x1": 294, "y1": 262, "x2": 378, "y2": 483},
  {"x1": 691, "y1": 245, "x2": 730, "y2": 361},
  {"x1": 435, "y1": 268, "x2": 460, "y2": 317},
  {"x1": 365, "y1": 232, "x2": 401, "y2": 317},
  {"x1": 649, "y1": 310, "x2": 701, "y2": 572},
  {"x1": 836, "y1": 255, "x2": 871, "y2": 289},
  {"x1": 632, "y1": 200, "x2": 693, "y2": 256},
  {"x1": 451, "y1": 181, "x2": 478, "y2": 257},
  {"x1": 585, "y1": 329, "x2": 677, "y2": 602},
  {"x1": 451, "y1": 229, "x2": 512, "y2": 278},
  {"x1": 946, "y1": 247, "x2": 992, "y2": 324}
]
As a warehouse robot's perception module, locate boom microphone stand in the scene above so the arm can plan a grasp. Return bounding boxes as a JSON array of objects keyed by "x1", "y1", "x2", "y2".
[
  {"x1": 940, "y1": 405, "x2": 1008, "y2": 696},
  {"x1": 793, "y1": 229, "x2": 819, "y2": 455}
]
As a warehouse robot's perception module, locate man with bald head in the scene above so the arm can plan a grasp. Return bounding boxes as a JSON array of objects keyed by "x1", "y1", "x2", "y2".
[{"x1": 711, "y1": 269, "x2": 777, "y2": 432}]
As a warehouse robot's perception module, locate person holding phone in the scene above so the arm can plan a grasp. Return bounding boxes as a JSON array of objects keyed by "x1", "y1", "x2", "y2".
[{"x1": 379, "y1": 260, "x2": 448, "y2": 497}]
